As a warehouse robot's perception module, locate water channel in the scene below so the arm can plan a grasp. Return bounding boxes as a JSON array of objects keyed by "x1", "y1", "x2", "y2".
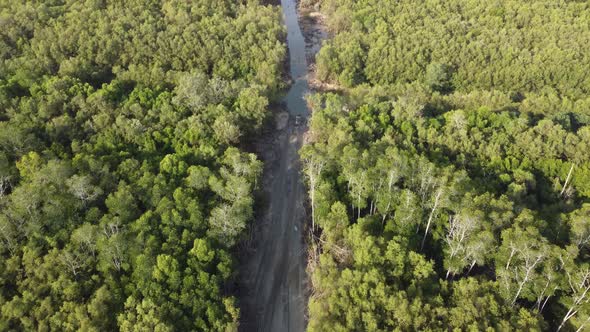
[{"x1": 239, "y1": 0, "x2": 313, "y2": 330}]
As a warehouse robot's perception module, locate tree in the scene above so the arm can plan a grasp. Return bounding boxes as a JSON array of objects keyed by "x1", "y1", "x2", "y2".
[
  {"x1": 303, "y1": 0, "x2": 590, "y2": 328},
  {"x1": 173, "y1": 71, "x2": 209, "y2": 111},
  {"x1": 97, "y1": 231, "x2": 128, "y2": 272},
  {"x1": 301, "y1": 145, "x2": 328, "y2": 230},
  {"x1": 570, "y1": 204, "x2": 590, "y2": 250},
  {"x1": 425, "y1": 62, "x2": 453, "y2": 93},
  {"x1": 0, "y1": 0, "x2": 282, "y2": 328},
  {"x1": 208, "y1": 203, "x2": 247, "y2": 246},
  {"x1": 66, "y1": 175, "x2": 103, "y2": 204},
  {"x1": 388, "y1": 189, "x2": 422, "y2": 236},
  {"x1": 213, "y1": 113, "x2": 241, "y2": 144},
  {"x1": 446, "y1": 278, "x2": 543, "y2": 330},
  {"x1": 59, "y1": 248, "x2": 83, "y2": 277},
  {"x1": 557, "y1": 263, "x2": 590, "y2": 331},
  {"x1": 71, "y1": 223, "x2": 99, "y2": 258},
  {"x1": 374, "y1": 148, "x2": 407, "y2": 224},
  {"x1": 118, "y1": 297, "x2": 173, "y2": 332},
  {"x1": 0, "y1": 215, "x2": 17, "y2": 254},
  {"x1": 185, "y1": 165, "x2": 212, "y2": 190},
  {"x1": 443, "y1": 213, "x2": 478, "y2": 278},
  {"x1": 235, "y1": 87, "x2": 268, "y2": 130},
  {"x1": 496, "y1": 225, "x2": 549, "y2": 305}
]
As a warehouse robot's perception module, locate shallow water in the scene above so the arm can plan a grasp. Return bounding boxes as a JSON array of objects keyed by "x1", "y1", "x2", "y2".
[{"x1": 281, "y1": 0, "x2": 310, "y2": 117}]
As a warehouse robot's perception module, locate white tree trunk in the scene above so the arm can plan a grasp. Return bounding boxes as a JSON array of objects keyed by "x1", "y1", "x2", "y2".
[
  {"x1": 421, "y1": 189, "x2": 442, "y2": 250},
  {"x1": 561, "y1": 163, "x2": 575, "y2": 196},
  {"x1": 511, "y1": 255, "x2": 543, "y2": 305},
  {"x1": 467, "y1": 259, "x2": 476, "y2": 275},
  {"x1": 575, "y1": 315, "x2": 590, "y2": 332}
]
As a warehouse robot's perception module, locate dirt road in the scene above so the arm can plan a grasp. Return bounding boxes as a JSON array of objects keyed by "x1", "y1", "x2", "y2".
[{"x1": 238, "y1": 0, "x2": 319, "y2": 331}]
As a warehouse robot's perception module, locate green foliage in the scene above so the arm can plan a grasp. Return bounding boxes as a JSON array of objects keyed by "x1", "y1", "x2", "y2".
[
  {"x1": 305, "y1": 0, "x2": 590, "y2": 329},
  {"x1": 318, "y1": 0, "x2": 590, "y2": 102},
  {"x1": 0, "y1": 0, "x2": 285, "y2": 330},
  {"x1": 425, "y1": 62, "x2": 453, "y2": 93},
  {"x1": 304, "y1": 88, "x2": 590, "y2": 330}
]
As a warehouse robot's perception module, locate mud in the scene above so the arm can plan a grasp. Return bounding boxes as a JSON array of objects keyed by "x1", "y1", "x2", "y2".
[{"x1": 237, "y1": 0, "x2": 326, "y2": 331}]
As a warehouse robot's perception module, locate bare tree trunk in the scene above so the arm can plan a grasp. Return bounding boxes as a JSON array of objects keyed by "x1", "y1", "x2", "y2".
[
  {"x1": 558, "y1": 270, "x2": 590, "y2": 331},
  {"x1": 561, "y1": 163, "x2": 575, "y2": 196},
  {"x1": 357, "y1": 192, "x2": 361, "y2": 220},
  {"x1": 310, "y1": 178, "x2": 316, "y2": 230},
  {"x1": 467, "y1": 260, "x2": 476, "y2": 275},
  {"x1": 311, "y1": 192, "x2": 315, "y2": 230},
  {"x1": 540, "y1": 293, "x2": 552, "y2": 313},
  {"x1": 511, "y1": 256, "x2": 543, "y2": 305},
  {"x1": 305, "y1": 158, "x2": 325, "y2": 231},
  {"x1": 505, "y1": 248, "x2": 516, "y2": 269},
  {"x1": 380, "y1": 170, "x2": 396, "y2": 225},
  {"x1": 558, "y1": 308, "x2": 579, "y2": 331},
  {"x1": 575, "y1": 315, "x2": 590, "y2": 332},
  {"x1": 0, "y1": 176, "x2": 10, "y2": 199},
  {"x1": 0, "y1": 222, "x2": 15, "y2": 255},
  {"x1": 535, "y1": 280, "x2": 550, "y2": 312},
  {"x1": 421, "y1": 189, "x2": 442, "y2": 250},
  {"x1": 512, "y1": 279, "x2": 528, "y2": 306}
]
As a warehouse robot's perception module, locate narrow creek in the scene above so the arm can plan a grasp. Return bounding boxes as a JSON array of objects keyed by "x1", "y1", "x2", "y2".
[
  {"x1": 282, "y1": 0, "x2": 311, "y2": 118},
  {"x1": 238, "y1": 0, "x2": 316, "y2": 331}
]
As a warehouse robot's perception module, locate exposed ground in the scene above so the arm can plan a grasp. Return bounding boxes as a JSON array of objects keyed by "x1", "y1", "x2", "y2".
[
  {"x1": 237, "y1": 0, "x2": 326, "y2": 331},
  {"x1": 299, "y1": 7, "x2": 339, "y2": 92},
  {"x1": 238, "y1": 113, "x2": 308, "y2": 332}
]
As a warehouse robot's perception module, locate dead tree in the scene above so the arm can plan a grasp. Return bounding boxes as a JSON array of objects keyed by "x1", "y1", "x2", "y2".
[{"x1": 557, "y1": 267, "x2": 590, "y2": 331}]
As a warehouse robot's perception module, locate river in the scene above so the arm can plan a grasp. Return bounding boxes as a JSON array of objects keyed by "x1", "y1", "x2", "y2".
[{"x1": 238, "y1": 0, "x2": 313, "y2": 331}]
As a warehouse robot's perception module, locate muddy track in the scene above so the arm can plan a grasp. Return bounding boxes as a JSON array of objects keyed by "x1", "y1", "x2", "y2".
[{"x1": 238, "y1": 0, "x2": 325, "y2": 331}]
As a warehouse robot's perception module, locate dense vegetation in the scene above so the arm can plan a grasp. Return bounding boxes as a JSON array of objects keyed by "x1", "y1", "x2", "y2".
[
  {"x1": 304, "y1": 0, "x2": 590, "y2": 330},
  {"x1": 317, "y1": 0, "x2": 590, "y2": 101},
  {"x1": 0, "y1": 0, "x2": 285, "y2": 330}
]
